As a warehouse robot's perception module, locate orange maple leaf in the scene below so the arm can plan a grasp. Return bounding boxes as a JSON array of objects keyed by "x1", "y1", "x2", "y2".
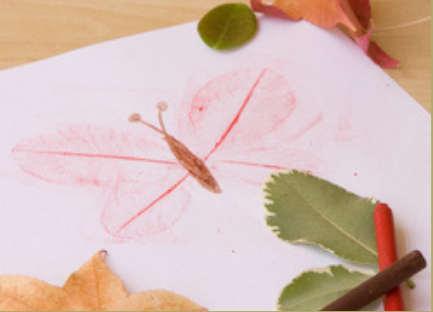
[
  {"x1": 0, "y1": 251, "x2": 205, "y2": 311},
  {"x1": 251, "y1": 0, "x2": 399, "y2": 68}
]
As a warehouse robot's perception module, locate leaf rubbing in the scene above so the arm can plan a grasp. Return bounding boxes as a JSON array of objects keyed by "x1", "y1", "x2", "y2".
[
  {"x1": 0, "y1": 251, "x2": 204, "y2": 311},
  {"x1": 198, "y1": 3, "x2": 258, "y2": 49},
  {"x1": 264, "y1": 170, "x2": 378, "y2": 265},
  {"x1": 278, "y1": 265, "x2": 373, "y2": 311}
]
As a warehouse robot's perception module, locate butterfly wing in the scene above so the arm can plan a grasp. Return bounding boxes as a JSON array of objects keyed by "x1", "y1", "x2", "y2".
[
  {"x1": 177, "y1": 68, "x2": 285, "y2": 157},
  {"x1": 177, "y1": 68, "x2": 324, "y2": 184},
  {"x1": 101, "y1": 172, "x2": 190, "y2": 238},
  {"x1": 12, "y1": 125, "x2": 191, "y2": 238},
  {"x1": 12, "y1": 125, "x2": 180, "y2": 186}
]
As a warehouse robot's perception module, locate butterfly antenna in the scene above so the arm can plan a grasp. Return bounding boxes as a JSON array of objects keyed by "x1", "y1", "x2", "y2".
[
  {"x1": 157, "y1": 101, "x2": 168, "y2": 134},
  {"x1": 128, "y1": 113, "x2": 164, "y2": 135}
]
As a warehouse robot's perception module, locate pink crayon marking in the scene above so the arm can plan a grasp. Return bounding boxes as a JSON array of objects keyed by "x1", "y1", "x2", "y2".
[
  {"x1": 115, "y1": 174, "x2": 189, "y2": 234},
  {"x1": 12, "y1": 148, "x2": 179, "y2": 165},
  {"x1": 205, "y1": 69, "x2": 268, "y2": 160},
  {"x1": 220, "y1": 160, "x2": 286, "y2": 170},
  {"x1": 12, "y1": 68, "x2": 325, "y2": 240}
]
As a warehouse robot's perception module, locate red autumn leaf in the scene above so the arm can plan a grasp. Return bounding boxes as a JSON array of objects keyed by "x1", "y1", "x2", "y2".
[
  {"x1": 354, "y1": 22, "x2": 399, "y2": 69},
  {"x1": 252, "y1": 0, "x2": 364, "y2": 34},
  {"x1": 251, "y1": 0, "x2": 399, "y2": 68},
  {"x1": 346, "y1": 0, "x2": 371, "y2": 29}
]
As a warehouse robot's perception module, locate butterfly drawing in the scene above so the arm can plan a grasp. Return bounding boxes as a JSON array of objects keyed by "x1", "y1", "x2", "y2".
[{"x1": 12, "y1": 68, "x2": 324, "y2": 239}]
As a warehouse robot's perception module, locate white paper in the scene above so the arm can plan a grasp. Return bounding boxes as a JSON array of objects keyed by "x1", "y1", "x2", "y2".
[{"x1": 0, "y1": 19, "x2": 430, "y2": 311}]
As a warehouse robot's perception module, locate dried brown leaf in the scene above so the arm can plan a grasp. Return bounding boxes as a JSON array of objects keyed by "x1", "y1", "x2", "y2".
[
  {"x1": 62, "y1": 250, "x2": 128, "y2": 310},
  {"x1": 107, "y1": 291, "x2": 206, "y2": 311},
  {"x1": 0, "y1": 276, "x2": 72, "y2": 311},
  {"x1": 0, "y1": 251, "x2": 204, "y2": 311}
]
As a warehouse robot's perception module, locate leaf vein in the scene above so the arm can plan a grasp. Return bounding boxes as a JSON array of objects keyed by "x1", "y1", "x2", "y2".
[
  {"x1": 214, "y1": 4, "x2": 241, "y2": 48},
  {"x1": 289, "y1": 182, "x2": 377, "y2": 257},
  {"x1": 92, "y1": 256, "x2": 102, "y2": 309}
]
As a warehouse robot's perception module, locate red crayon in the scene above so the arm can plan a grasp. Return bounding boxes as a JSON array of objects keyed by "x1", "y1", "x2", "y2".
[{"x1": 374, "y1": 203, "x2": 405, "y2": 311}]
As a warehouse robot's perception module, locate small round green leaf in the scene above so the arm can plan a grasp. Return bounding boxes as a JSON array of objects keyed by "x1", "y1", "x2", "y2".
[{"x1": 198, "y1": 3, "x2": 258, "y2": 50}]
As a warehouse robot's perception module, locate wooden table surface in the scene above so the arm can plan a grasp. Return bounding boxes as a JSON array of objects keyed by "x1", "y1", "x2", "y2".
[{"x1": 0, "y1": 0, "x2": 430, "y2": 111}]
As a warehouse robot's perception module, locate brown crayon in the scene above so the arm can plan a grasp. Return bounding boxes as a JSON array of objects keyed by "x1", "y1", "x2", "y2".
[{"x1": 321, "y1": 250, "x2": 427, "y2": 311}]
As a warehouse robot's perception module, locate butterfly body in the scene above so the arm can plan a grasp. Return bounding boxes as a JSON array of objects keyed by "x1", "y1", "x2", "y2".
[
  {"x1": 129, "y1": 106, "x2": 221, "y2": 194},
  {"x1": 164, "y1": 134, "x2": 221, "y2": 194}
]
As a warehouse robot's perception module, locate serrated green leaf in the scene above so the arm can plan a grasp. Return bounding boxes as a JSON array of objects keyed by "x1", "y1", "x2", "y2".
[
  {"x1": 198, "y1": 3, "x2": 258, "y2": 50},
  {"x1": 278, "y1": 265, "x2": 373, "y2": 311},
  {"x1": 264, "y1": 170, "x2": 378, "y2": 265}
]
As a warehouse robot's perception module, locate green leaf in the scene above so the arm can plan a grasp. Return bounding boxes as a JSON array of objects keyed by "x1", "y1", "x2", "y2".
[
  {"x1": 198, "y1": 3, "x2": 258, "y2": 50},
  {"x1": 278, "y1": 265, "x2": 374, "y2": 311},
  {"x1": 264, "y1": 170, "x2": 378, "y2": 265}
]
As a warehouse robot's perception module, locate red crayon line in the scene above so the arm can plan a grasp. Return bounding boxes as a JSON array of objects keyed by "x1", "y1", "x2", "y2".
[
  {"x1": 205, "y1": 69, "x2": 268, "y2": 160},
  {"x1": 221, "y1": 160, "x2": 286, "y2": 170},
  {"x1": 115, "y1": 174, "x2": 189, "y2": 234},
  {"x1": 374, "y1": 203, "x2": 405, "y2": 311},
  {"x1": 13, "y1": 148, "x2": 179, "y2": 165}
]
